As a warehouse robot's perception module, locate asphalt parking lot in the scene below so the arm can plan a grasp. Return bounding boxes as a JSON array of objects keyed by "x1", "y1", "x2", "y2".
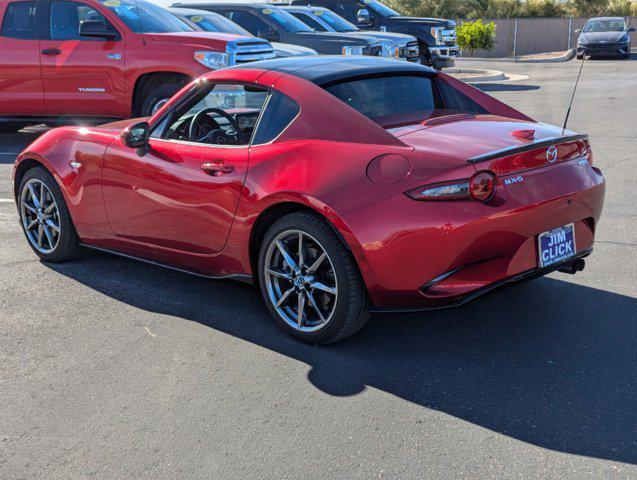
[{"x1": 1, "y1": 57, "x2": 636, "y2": 479}]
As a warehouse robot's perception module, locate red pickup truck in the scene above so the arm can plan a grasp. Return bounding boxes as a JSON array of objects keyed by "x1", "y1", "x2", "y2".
[{"x1": 0, "y1": 0, "x2": 275, "y2": 132}]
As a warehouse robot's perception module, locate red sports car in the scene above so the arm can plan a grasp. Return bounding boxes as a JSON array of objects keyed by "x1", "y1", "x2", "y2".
[{"x1": 13, "y1": 57, "x2": 605, "y2": 344}]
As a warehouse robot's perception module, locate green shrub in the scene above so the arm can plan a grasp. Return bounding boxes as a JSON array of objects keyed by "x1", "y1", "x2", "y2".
[{"x1": 457, "y1": 19, "x2": 497, "y2": 56}]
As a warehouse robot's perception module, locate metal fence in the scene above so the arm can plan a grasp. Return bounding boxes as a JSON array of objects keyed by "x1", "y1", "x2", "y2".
[{"x1": 456, "y1": 17, "x2": 637, "y2": 57}]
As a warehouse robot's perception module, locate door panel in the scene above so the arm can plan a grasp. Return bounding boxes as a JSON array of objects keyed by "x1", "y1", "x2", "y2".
[
  {"x1": 0, "y1": 0, "x2": 44, "y2": 115},
  {"x1": 40, "y1": 0, "x2": 126, "y2": 117},
  {"x1": 102, "y1": 139, "x2": 249, "y2": 256}
]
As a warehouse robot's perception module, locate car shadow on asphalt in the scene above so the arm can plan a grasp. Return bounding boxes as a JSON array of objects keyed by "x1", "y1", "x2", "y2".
[
  {"x1": 476, "y1": 84, "x2": 541, "y2": 92},
  {"x1": 46, "y1": 249, "x2": 636, "y2": 465}
]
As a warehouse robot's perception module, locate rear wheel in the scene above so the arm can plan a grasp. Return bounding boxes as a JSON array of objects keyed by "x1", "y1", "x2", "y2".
[
  {"x1": 258, "y1": 212, "x2": 369, "y2": 344},
  {"x1": 18, "y1": 167, "x2": 81, "y2": 262}
]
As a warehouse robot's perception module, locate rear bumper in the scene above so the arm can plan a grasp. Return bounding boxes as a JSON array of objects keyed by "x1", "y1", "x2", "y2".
[
  {"x1": 370, "y1": 248, "x2": 593, "y2": 313},
  {"x1": 342, "y1": 160, "x2": 605, "y2": 309}
]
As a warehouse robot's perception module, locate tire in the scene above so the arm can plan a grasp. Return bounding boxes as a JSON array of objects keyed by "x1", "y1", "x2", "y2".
[
  {"x1": 18, "y1": 166, "x2": 81, "y2": 262},
  {"x1": 420, "y1": 46, "x2": 434, "y2": 67},
  {"x1": 258, "y1": 211, "x2": 369, "y2": 344},
  {"x1": 138, "y1": 81, "x2": 187, "y2": 117}
]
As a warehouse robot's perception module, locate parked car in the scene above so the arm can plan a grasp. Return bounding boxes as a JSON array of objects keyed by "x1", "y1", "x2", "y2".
[
  {"x1": 13, "y1": 56, "x2": 605, "y2": 344},
  {"x1": 288, "y1": 0, "x2": 458, "y2": 68},
  {"x1": 0, "y1": 0, "x2": 275, "y2": 132},
  {"x1": 169, "y1": 7, "x2": 318, "y2": 58},
  {"x1": 576, "y1": 17, "x2": 634, "y2": 59},
  {"x1": 173, "y1": 3, "x2": 385, "y2": 58},
  {"x1": 281, "y1": 5, "x2": 419, "y2": 62}
]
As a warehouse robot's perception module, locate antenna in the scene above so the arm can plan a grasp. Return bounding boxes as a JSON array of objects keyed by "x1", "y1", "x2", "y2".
[{"x1": 561, "y1": 54, "x2": 585, "y2": 135}]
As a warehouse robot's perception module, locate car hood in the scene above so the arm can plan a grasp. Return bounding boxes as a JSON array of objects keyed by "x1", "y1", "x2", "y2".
[
  {"x1": 578, "y1": 31, "x2": 628, "y2": 43},
  {"x1": 348, "y1": 31, "x2": 415, "y2": 43},
  {"x1": 271, "y1": 42, "x2": 318, "y2": 56},
  {"x1": 146, "y1": 31, "x2": 251, "y2": 49},
  {"x1": 390, "y1": 114, "x2": 566, "y2": 164},
  {"x1": 296, "y1": 31, "x2": 375, "y2": 46},
  {"x1": 388, "y1": 16, "x2": 452, "y2": 27}
]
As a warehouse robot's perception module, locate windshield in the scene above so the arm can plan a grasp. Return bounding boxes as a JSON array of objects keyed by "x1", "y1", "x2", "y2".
[
  {"x1": 362, "y1": 0, "x2": 399, "y2": 18},
  {"x1": 101, "y1": 0, "x2": 192, "y2": 33},
  {"x1": 583, "y1": 19, "x2": 627, "y2": 32},
  {"x1": 325, "y1": 75, "x2": 442, "y2": 128},
  {"x1": 185, "y1": 11, "x2": 252, "y2": 36},
  {"x1": 261, "y1": 7, "x2": 313, "y2": 33},
  {"x1": 312, "y1": 9, "x2": 358, "y2": 32}
]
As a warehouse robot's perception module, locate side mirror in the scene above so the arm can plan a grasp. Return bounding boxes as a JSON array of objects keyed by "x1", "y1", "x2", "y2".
[
  {"x1": 628, "y1": 27, "x2": 635, "y2": 32},
  {"x1": 121, "y1": 121, "x2": 150, "y2": 154},
  {"x1": 79, "y1": 20, "x2": 117, "y2": 40},
  {"x1": 574, "y1": 28, "x2": 581, "y2": 34},
  {"x1": 258, "y1": 29, "x2": 280, "y2": 42},
  {"x1": 356, "y1": 8, "x2": 372, "y2": 26}
]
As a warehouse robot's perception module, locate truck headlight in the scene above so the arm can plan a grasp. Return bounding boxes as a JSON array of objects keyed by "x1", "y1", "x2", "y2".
[
  {"x1": 194, "y1": 51, "x2": 230, "y2": 69},
  {"x1": 342, "y1": 45, "x2": 364, "y2": 56}
]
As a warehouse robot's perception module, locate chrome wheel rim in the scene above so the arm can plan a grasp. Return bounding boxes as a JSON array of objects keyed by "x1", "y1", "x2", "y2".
[
  {"x1": 20, "y1": 179, "x2": 60, "y2": 254},
  {"x1": 264, "y1": 230, "x2": 338, "y2": 333},
  {"x1": 151, "y1": 98, "x2": 169, "y2": 115}
]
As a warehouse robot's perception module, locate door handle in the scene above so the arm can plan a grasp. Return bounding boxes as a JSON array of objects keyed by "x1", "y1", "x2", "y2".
[
  {"x1": 201, "y1": 161, "x2": 235, "y2": 176},
  {"x1": 41, "y1": 48, "x2": 62, "y2": 55}
]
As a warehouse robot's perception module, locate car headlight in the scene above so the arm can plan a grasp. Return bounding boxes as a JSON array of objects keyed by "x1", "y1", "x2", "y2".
[
  {"x1": 342, "y1": 45, "x2": 364, "y2": 56},
  {"x1": 194, "y1": 51, "x2": 230, "y2": 69},
  {"x1": 618, "y1": 34, "x2": 630, "y2": 43}
]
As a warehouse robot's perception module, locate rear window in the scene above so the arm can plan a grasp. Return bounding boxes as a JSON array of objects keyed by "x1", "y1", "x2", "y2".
[
  {"x1": 324, "y1": 75, "x2": 443, "y2": 128},
  {"x1": 2, "y1": 1, "x2": 37, "y2": 39}
]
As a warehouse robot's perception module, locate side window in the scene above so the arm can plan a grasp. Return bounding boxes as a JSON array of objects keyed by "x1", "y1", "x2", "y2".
[
  {"x1": 1, "y1": 1, "x2": 38, "y2": 39},
  {"x1": 290, "y1": 12, "x2": 325, "y2": 31},
  {"x1": 222, "y1": 10, "x2": 270, "y2": 36},
  {"x1": 437, "y1": 80, "x2": 488, "y2": 115},
  {"x1": 253, "y1": 92, "x2": 300, "y2": 145},
  {"x1": 159, "y1": 83, "x2": 269, "y2": 146},
  {"x1": 49, "y1": 0, "x2": 112, "y2": 40}
]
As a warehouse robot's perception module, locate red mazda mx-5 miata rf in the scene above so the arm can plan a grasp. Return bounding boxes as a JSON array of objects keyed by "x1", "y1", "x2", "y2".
[{"x1": 13, "y1": 57, "x2": 605, "y2": 343}]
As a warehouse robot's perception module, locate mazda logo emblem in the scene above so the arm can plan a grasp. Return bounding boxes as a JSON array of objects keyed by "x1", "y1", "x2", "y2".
[{"x1": 546, "y1": 146, "x2": 558, "y2": 163}]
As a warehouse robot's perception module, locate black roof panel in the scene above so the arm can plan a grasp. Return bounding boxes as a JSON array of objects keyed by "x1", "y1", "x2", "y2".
[{"x1": 228, "y1": 56, "x2": 437, "y2": 85}]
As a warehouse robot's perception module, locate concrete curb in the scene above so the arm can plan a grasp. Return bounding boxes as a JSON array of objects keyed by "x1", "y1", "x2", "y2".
[
  {"x1": 455, "y1": 50, "x2": 576, "y2": 63},
  {"x1": 514, "y1": 49, "x2": 576, "y2": 63},
  {"x1": 445, "y1": 68, "x2": 506, "y2": 83}
]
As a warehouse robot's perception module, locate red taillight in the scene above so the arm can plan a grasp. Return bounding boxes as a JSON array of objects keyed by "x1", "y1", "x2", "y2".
[{"x1": 469, "y1": 171, "x2": 496, "y2": 202}]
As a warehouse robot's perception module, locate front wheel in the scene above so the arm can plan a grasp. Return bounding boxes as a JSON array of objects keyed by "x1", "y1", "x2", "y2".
[
  {"x1": 258, "y1": 212, "x2": 369, "y2": 344},
  {"x1": 18, "y1": 167, "x2": 81, "y2": 262}
]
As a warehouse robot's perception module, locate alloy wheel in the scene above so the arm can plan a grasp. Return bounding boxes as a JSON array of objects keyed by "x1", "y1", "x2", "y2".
[
  {"x1": 20, "y1": 179, "x2": 61, "y2": 254},
  {"x1": 264, "y1": 229, "x2": 338, "y2": 332}
]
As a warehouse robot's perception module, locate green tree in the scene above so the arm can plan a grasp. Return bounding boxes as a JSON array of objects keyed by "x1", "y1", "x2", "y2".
[
  {"x1": 605, "y1": 0, "x2": 632, "y2": 15},
  {"x1": 568, "y1": 0, "x2": 609, "y2": 16},
  {"x1": 520, "y1": 0, "x2": 566, "y2": 17},
  {"x1": 457, "y1": 19, "x2": 497, "y2": 55}
]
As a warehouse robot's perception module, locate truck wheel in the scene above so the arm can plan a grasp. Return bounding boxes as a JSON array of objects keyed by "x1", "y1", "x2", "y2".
[
  {"x1": 420, "y1": 48, "x2": 434, "y2": 67},
  {"x1": 139, "y1": 81, "x2": 187, "y2": 117},
  {"x1": 18, "y1": 166, "x2": 81, "y2": 262},
  {"x1": 258, "y1": 211, "x2": 369, "y2": 344}
]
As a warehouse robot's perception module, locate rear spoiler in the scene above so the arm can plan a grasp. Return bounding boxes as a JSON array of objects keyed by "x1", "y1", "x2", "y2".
[{"x1": 468, "y1": 134, "x2": 588, "y2": 164}]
